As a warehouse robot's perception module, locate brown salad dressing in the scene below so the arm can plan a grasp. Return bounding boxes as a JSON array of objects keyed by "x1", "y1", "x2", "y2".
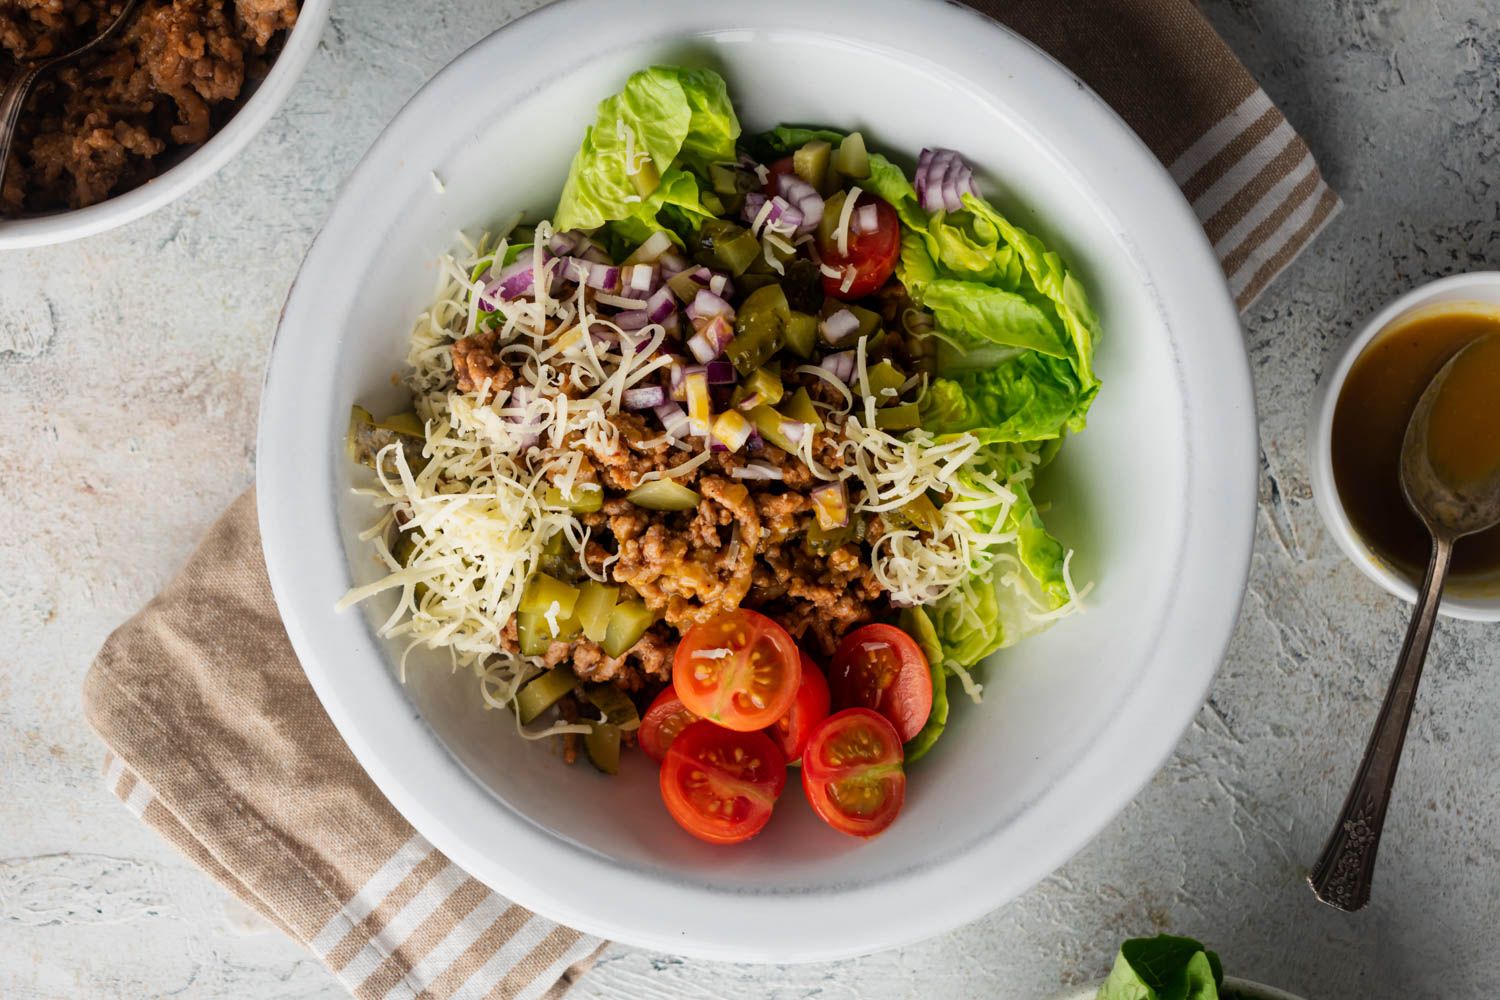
[{"x1": 1331, "y1": 303, "x2": 1500, "y2": 586}]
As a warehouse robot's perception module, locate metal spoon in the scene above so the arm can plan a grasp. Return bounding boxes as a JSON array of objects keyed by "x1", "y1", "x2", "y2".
[
  {"x1": 1309, "y1": 334, "x2": 1500, "y2": 911},
  {"x1": 0, "y1": 0, "x2": 142, "y2": 192}
]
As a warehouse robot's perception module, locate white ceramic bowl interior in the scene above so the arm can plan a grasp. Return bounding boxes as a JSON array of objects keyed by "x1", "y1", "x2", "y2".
[
  {"x1": 1310, "y1": 271, "x2": 1500, "y2": 620},
  {"x1": 0, "y1": 0, "x2": 330, "y2": 249},
  {"x1": 257, "y1": 0, "x2": 1255, "y2": 962}
]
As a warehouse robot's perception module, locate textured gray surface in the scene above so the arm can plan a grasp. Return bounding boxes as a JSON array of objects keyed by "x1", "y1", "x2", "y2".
[{"x1": 2, "y1": 1, "x2": 1497, "y2": 997}]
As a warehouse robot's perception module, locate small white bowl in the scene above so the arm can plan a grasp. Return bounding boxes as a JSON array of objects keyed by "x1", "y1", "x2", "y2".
[
  {"x1": 1309, "y1": 271, "x2": 1500, "y2": 620},
  {"x1": 0, "y1": 0, "x2": 330, "y2": 250}
]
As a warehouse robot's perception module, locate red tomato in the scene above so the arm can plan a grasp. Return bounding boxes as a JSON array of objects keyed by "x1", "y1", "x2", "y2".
[
  {"x1": 765, "y1": 653, "x2": 831, "y2": 763},
  {"x1": 801, "y1": 708, "x2": 906, "y2": 838},
  {"x1": 638, "y1": 687, "x2": 700, "y2": 763},
  {"x1": 818, "y1": 196, "x2": 901, "y2": 300},
  {"x1": 660, "y1": 721, "x2": 787, "y2": 844},
  {"x1": 673, "y1": 610, "x2": 802, "y2": 732},
  {"x1": 762, "y1": 155, "x2": 797, "y2": 196},
  {"x1": 828, "y1": 624, "x2": 933, "y2": 742}
]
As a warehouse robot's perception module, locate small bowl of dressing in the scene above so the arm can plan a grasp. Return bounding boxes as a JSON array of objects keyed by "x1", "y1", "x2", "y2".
[{"x1": 1311, "y1": 272, "x2": 1500, "y2": 619}]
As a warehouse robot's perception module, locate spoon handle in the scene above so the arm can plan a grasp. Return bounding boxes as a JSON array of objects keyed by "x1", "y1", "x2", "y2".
[{"x1": 1308, "y1": 534, "x2": 1454, "y2": 911}]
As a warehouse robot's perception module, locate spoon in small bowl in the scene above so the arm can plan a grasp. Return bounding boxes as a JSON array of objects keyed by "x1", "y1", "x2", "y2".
[
  {"x1": 0, "y1": 0, "x2": 142, "y2": 188},
  {"x1": 1309, "y1": 334, "x2": 1500, "y2": 911}
]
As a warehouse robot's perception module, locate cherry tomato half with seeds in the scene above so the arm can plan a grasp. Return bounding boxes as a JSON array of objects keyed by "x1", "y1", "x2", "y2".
[
  {"x1": 801, "y1": 708, "x2": 907, "y2": 838},
  {"x1": 818, "y1": 196, "x2": 901, "y2": 300},
  {"x1": 673, "y1": 610, "x2": 802, "y2": 732},
  {"x1": 828, "y1": 623, "x2": 933, "y2": 742},
  {"x1": 660, "y1": 721, "x2": 788, "y2": 845},
  {"x1": 638, "y1": 687, "x2": 700, "y2": 763},
  {"x1": 765, "y1": 653, "x2": 831, "y2": 764}
]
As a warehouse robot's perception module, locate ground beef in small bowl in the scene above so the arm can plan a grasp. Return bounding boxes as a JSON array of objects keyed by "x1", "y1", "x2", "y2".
[{"x1": 0, "y1": 0, "x2": 299, "y2": 215}]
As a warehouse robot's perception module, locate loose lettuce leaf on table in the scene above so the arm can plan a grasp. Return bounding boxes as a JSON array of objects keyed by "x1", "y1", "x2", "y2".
[
  {"x1": 554, "y1": 66, "x2": 740, "y2": 235},
  {"x1": 1097, "y1": 935, "x2": 1224, "y2": 1000}
]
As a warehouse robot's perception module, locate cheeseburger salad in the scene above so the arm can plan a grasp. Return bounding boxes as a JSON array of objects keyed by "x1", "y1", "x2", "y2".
[{"x1": 342, "y1": 66, "x2": 1101, "y2": 845}]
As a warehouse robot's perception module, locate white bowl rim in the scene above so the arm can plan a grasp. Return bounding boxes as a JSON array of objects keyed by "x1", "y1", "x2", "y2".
[
  {"x1": 1308, "y1": 270, "x2": 1500, "y2": 621},
  {"x1": 256, "y1": 0, "x2": 1256, "y2": 962},
  {"x1": 0, "y1": 0, "x2": 331, "y2": 250}
]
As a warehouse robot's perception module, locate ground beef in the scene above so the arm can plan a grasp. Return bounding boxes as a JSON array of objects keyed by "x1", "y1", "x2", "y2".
[
  {"x1": 1, "y1": 0, "x2": 298, "y2": 214},
  {"x1": 450, "y1": 331, "x2": 517, "y2": 396}
]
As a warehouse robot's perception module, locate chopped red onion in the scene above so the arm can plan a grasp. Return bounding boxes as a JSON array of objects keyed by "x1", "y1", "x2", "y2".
[
  {"x1": 775, "y1": 173, "x2": 825, "y2": 235},
  {"x1": 548, "y1": 231, "x2": 580, "y2": 256},
  {"x1": 658, "y1": 310, "x2": 681, "y2": 338},
  {"x1": 653, "y1": 401, "x2": 690, "y2": 439},
  {"x1": 484, "y1": 256, "x2": 540, "y2": 306},
  {"x1": 731, "y1": 460, "x2": 783, "y2": 481},
  {"x1": 583, "y1": 262, "x2": 620, "y2": 290},
  {"x1": 614, "y1": 307, "x2": 650, "y2": 332},
  {"x1": 625, "y1": 230, "x2": 675, "y2": 265},
  {"x1": 708, "y1": 272, "x2": 730, "y2": 297},
  {"x1": 704, "y1": 359, "x2": 736, "y2": 385},
  {"x1": 687, "y1": 331, "x2": 718, "y2": 364},
  {"x1": 625, "y1": 263, "x2": 658, "y2": 295},
  {"x1": 659, "y1": 250, "x2": 690, "y2": 276},
  {"x1": 623, "y1": 385, "x2": 668, "y2": 410},
  {"x1": 855, "y1": 204, "x2": 878, "y2": 234},
  {"x1": 646, "y1": 286, "x2": 677, "y2": 324},
  {"x1": 819, "y1": 350, "x2": 857, "y2": 383},
  {"x1": 668, "y1": 359, "x2": 688, "y2": 400},
  {"x1": 578, "y1": 242, "x2": 612, "y2": 266},
  {"x1": 915, "y1": 148, "x2": 979, "y2": 213},
  {"x1": 741, "y1": 192, "x2": 767, "y2": 226},
  {"x1": 687, "y1": 288, "x2": 734, "y2": 323},
  {"x1": 820, "y1": 309, "x2": 860, "y2": 345}
]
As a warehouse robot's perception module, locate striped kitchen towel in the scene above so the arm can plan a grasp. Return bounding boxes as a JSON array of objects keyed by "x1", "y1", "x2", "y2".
[
  {"x1": 974, "y1": 0, "x2": 1340, "y2": 309},
  {"x1": 85, "y1": 492, "x2": 602, "y2": 1000},
  {"x1": 81, "y1": 4, "x2": 1337, "y2": 999}
]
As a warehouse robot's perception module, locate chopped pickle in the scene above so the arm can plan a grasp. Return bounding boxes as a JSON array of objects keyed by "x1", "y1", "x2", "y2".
[
  {"x1": 583, "y1": 684, "x2": 640, "y2": 729},
  {"x1": 584, "y1": 723, "x2": 622, "y2": 775},
  {"x1": 544, "y1": 482, "x2": 603, "y2": 513},
  {"x1": 516, "y1": 612, "x2": 554, "y2": 656},
  {"x1": 575, "y1": 582, "x2": 619, "y2": 644},
  {"x1": 835, "y1": 131, "x2": 871, "y2": 179},
  {"x1": 728, "y1": 284, "x2": 790, "y2": 374},
  {"x1": 783, "y1": 311, "x2": 818, "y2": 358},
  {"x1": 804, "y1": 520, "x2": 853, "y2": 555},
  {"x1": 901, "y1": 493, "x2": 943, "y2": 533},
  {"x1": 818, "y1": 190, "x2": 846, "y2": 246},
  {"x1": 602, "y1": 600, "x2": 655, "y2": 658},
  {"x1": 874, "y1": 402, "x2": 921, "y2": 431},
  {"x1": 780, "y1": 258, "x2": 824, "y2": 314},
  {"x1": 518, "y1": 572, "x2": 581, "y2": 619},
  {"x1": 537, "y1": 532, "x2": 577, "y2": 581},
  {"x1": 736, "y1": 272, "x2": 779, "y2": 296},
  {"x1": 626, "y1": 480, "x2": 701, "y2": 511},
  {"x1": 629, "y1": 156, "x2": 661, "y2": 198},
  {"x1": 847, "y1": 304, "x2": 882, "y2": 340},
  {"x1": 667, "y1": 269, "x2": 705, "y2": 302},
  {"x1": 781, "y1": 386, "x2": 823, "y2": 431},
  {"x1": 793, "y1": 139, "x2": 833, "y2": 192},
  {"x1": 709, "y1": 162, "x2": 753, "y2": 197},
  {"x1": 392, "y1": 531, "x2": 428, "y2": 600},
  {"x1": 701, "y1": 190, "x2": 727, "y2": 217},
  {"x1": 347, "y1": 405, "x2": 425, "y2": 471},
  {"x1": 742, "y1": 367, "x2": 785, "y2": 408},
  {"x1": 516, "y1": 667, "x2": 577, "y2": 724},
  {"x1": 695, "y1": 218, "x2": 761, "y2": 276},
  {"x1": 748, "y1": 404, "x2": 804, "y2": 453},
  {"x1": 865, "y1": 360, "x2": 906, "y2": 402}
]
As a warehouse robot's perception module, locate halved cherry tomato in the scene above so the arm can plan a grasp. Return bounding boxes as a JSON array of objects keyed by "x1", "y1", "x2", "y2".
[
  {"x1": 818, "y1": 196, "x2": 901, "y2": 300},
  {"x1": 660, "y1": 721, "x2": 787, "y2": 844},
  {"x1": 765, "y1": 653, "x2": 830, "y2": 763},
  {"x1": 762, "y1": 156, "x2": 797, "y2": 196},
  {"x1": 802, "y1": 708, "x2": 906, "y2": 838},
  {"x1": 673, "y1": 610, "x2": 802, "y2": 732},
  {"x1": 828, "y1": 623, "x2": 933, "y2": 742},
  {"x1": 638, "y1": 687, "x2": 700, "y2": 763}
]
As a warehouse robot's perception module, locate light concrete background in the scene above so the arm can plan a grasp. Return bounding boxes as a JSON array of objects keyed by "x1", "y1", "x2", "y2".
[{"x1": 3, "y1": 1, "x2": 1497, "y2": 997}]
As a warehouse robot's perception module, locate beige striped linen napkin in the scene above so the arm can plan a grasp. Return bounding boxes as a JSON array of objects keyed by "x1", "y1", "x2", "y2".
[{"x1": 82, "y1": 3, "x2": 1337, "y2": 998}]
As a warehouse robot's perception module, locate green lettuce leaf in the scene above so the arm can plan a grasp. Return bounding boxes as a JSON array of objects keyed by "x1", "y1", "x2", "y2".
[
  {"x1": 898, "y1": 606, "x2": 950, "y2": 762},
  {"x1": 554, "y1": 66, "x2": 739, "y2": 234},
  {"x1": 1097, "y1": 936, "x2": 1224, "y2": 1000}
]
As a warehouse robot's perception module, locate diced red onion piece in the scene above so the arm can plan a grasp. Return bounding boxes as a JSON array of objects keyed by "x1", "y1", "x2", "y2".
[
  {"x1": 659, "y1": 250, "x2": 689, "y2": 276},
  {"x1": 689, "y1": 289, "x2": 734, "y2": 323},
  {"x1": 819, "y1": 350, "x2": 857, "y2": 383},
  {"x1": 625, "y1": 230, "x2": 675, "y2": 265},
  {"x1": 583, "y1": 261, "x2": 620, "y2": 290},
  {"x1": 855, "y1": 204, "x2": 878, "y2": 234},
  {"x1": 687, "y1": 331, "x2": 718, "y2": 364},
  {"x1": 658, "y1": 310, "x2": 681, "y2": 338},
  {"x1": 486, "y1": 256, "x2": 536, "y2": 305},
  {"x1": 776, "y1": 172, "x2": 825, "y2": 234},
  {"x1": 614, "y1": 308, "x2": 650, "y2": 332},
  {"x1": 730, "y1": 460, "x2": 783, "y2": 481},
  {"x1": 623, "y1": 385, "x2": 667, "y2": 410},
  {"x1": 646, "y1": 286, "x2": 677, "y2": 324},
  {"x1": 742, "y1": 192, "x2": 767, "y2": 226},
  {"x1": 548, "y1": 231, "x2": 579, "y2": 256},
  {"x1": 820, "y1": 309, "x2": 860, "y2": 345},
  {"x1": 708, "y1": 272, "x2": 730, "y2": 297},
  {"x1": 626, "y1": 264, "x2": 658, "y2": 294},
  {"x1": 704, "y1": 359, "x2": 736, "y2": 385},
  {"x1": 653, "y1": 401, "x2": 690, "y2": 438},
  {"x1": 780, "y1": 419, "x2": 808, "y2": 445}
]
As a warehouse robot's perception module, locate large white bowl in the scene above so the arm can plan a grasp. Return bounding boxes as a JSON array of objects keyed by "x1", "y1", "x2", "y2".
[
  {"x1": 258, "y1": 0, "x2": 1255, "y2": 962},
  {"x1": 0, "y1": 0, "x2": 330, "y2": 249}
]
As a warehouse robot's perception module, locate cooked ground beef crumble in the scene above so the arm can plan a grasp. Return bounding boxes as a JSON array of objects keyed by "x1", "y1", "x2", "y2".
[{"x1": 0, "y1": 0, "x2": 299, "y2": 214}]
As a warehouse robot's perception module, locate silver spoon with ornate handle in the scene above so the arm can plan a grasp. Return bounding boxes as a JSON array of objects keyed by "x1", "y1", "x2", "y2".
[
  {"x1": 0, "y1": 0, "x2": 142, "y2": 194},
  {"x1": 1309, "y1": 334, "x2": 1500, "y2": 911}
]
